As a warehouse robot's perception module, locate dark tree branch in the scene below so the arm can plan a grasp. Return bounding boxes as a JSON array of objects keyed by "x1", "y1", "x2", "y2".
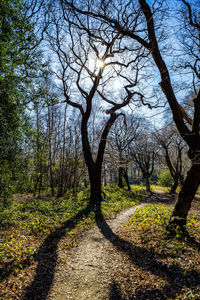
[{"x1": 192, "y1": 88, "x2": 200, "y2": 135}]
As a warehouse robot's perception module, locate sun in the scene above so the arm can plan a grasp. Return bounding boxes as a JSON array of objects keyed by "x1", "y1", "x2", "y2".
[{"x1": 96, "y1": 59, "x2": 105, "y2": 69}]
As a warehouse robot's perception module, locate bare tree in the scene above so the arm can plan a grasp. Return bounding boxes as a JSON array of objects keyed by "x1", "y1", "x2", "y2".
[
  {"x1": 62, "y1": 0, "x2": 200, "y2": 227},
  {"x1": 177, "y1": 0, "x2": 200, "y2": 87},
  {"x1": 32, "y1": 99, "x2": 48, "y2": 198},
  {"x1": 131, "y1": 130, "x2": 156, "y2": 194},
  {"x1": 107, "y1": 115, "x2": 140, "y2": 190},
  {"x1": 156, "y1": 126, "x2": 187, "y2": 194},
  {"x1": 56, "y1": 103, "x2": 66, "y2": 196},
  {"x1": 45, "y1": 4, "x2": 148, "y2": 203}
]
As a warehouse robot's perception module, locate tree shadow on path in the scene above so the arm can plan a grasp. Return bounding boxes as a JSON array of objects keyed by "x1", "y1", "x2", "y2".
[
  {"x1": 23, "y1": 203, "x2": 94, "y2": 300},
  {"x1": 143, "y1": 190, "x2": 176, "y2": 205},
  {"x1": 94, "y1": 202, "x2": 200, "y2": 300}
]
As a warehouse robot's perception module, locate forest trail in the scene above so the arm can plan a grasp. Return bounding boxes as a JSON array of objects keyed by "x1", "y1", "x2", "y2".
[{"x1": 47, "y1": 203, "x2": 146, "y2": 300}]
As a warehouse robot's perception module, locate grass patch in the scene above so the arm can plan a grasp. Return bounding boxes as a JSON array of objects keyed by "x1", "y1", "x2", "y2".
[{"x1": 151, "y1": 184, "x2": 171, "y2": 192}]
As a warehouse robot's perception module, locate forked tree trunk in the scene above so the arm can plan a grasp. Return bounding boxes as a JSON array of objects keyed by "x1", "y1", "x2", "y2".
[
  {"x1": 169, "y1": 162, "x2": 200, "y2": 228},
  {"x1": 81, "y1": 111, "x2": 119, "y2": 205}
]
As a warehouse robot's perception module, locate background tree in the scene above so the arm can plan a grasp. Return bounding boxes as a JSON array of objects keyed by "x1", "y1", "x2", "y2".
[
  {"x1": 0, "y1": 0, "x2": 45, "y2": 206},
  {"x1": 107, "y1": 115, "x2": 140, "y2": 190},
  {"x1": 156, "y1": 125, "x2": 188, "y2": 194},
  {"x1": 130, "y1": 128, "x2": 156, "y2": 194}
]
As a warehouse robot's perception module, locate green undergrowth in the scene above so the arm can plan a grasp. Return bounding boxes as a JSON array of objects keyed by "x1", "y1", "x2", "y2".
[
  {"x1": 151, "y1": 184, "x2": 171, "y2": 192},
  {"x1": 101, "y1": 185, "x2": 145, "y2": 217},
  {"x1": 0, "y1": 194, "x2": 90, "y2": 281},
  {"x1": 118, "y1": 204, "x2": 200, "y2": 299},
  {"x1": 125, "y1": 204, "x2": 200, "y2": 246},
  {"x1": 123, "y1": 204, "x2": 200, "y2": 298},
  {"x1": 0, "y1": 184, "x2": 145, "y2": 289}
]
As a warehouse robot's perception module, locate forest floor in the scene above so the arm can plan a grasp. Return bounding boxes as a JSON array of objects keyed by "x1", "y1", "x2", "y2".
[
  {"x1": 30, "y1": 191, "x2": 200, "y2": 300},
  {"x1": 1, "y1": 189, "x2": 200, "y2": 299},
  {"x1": 46, "y1": 192, "x2": 200, "y2": 300}
]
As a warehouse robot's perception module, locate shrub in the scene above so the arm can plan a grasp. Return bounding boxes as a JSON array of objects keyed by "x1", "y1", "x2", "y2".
[{"x1": 157, "y1": 170, "x2": 173, "y2": 187}]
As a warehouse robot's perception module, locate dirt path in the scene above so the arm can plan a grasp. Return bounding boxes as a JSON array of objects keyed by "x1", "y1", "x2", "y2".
[{"x1": 47, "y1": 204, "x2": 145, "y2": 300}]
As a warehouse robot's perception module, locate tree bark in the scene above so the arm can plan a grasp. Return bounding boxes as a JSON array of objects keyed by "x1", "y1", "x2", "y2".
[
  {"x1": 118, "y1": 167, "x2": 124, "y2": 188},
  {"x1": 144, "y1": 176, "x2": 151, "y2": 194},
  {"x1": 57, "y1": 104, "x2": 67, "y2": 197},
  {"x1": 38, "y1": 171, "x2": 42, "y2": 198},
  {"x1": 179, "y1": 174, "x2": 184, "y2": 188},
  {"x1": 170, "y1": 176, "x2": 178, "y2": 194},
  {"x1": 169, "y1": 162, "x2": 200, "y2": 228},
  {"x1": 72, "y1": 143, "x2": 79, "y2": 194},
  {"x1": 48, "y1": 105, "x2": 54, "y2": 197},
  {"x1": 88, "y1": 166, "x2": 102, "y2": 204},
  {"x1": 81, "y1": 110, "x2": 119, "y2": 204},
  {"x1": 138, "y1": 0, "x2": 200, "y2": 225},
  {"x1": 103, "y1": 166, "x2": 107, "y2": 187},
  {"x1": 123, "y1": 168, "x2": 131, "y2": 190}
]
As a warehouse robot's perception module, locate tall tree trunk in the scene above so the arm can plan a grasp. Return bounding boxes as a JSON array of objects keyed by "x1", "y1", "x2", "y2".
[
  {"x1": 83, "y1": 164, "x2": 88, "y2": 188},
  {"x1": 118, "y1": 167, "x2": 123, "y2": 188},
  {"x1": 138, "y1": 0, "x2": 200, "y2": 226},
  {"x1": 123, "y1": 168, "x2": 131, "y2": 191},
  {"x1": 34, "y1": 104, "x2": 40, "y2": 197},
  {"x1": 38, "y1": 170, "x2": 42, "y2": 199},
  {"x1": 104, "y1": 165, "x2": 107, "y2": 187},
  {"x1": 144, "y1": 176, "x2": 151, "y2": 194},
  {"x1": 33, "y1": 177, "x2": 38, "y2": 197},
  {"x1": 84, "y1": 178, "x2": 88, "y2": 188},
  {"x1": 57, "y1": 104, "x2": 67, "y2": 197},
  {"x1": 74, "y1": 134, "x2": 80, "y2": 193},
  {"x1": 169, "y1": 163, "x2": 200, "y2": 228},
  {"x1": 179, "y1": 174, "x2": 184, "y2": 188},
  {"x1": 170, "y1": 176, "x2": 178, "y2": 194},
  {"x1": 73, "y1": 149, "x2": 78, "y2": 194},
  {"x1": 88, "y1": 165, "x2": 102, "y2": 204},
  {"x1": 81, "y1": 112, "x2": 119, "y2": 204},
  {"x1": 118, "y1": 153, "x2": 123, "y2": 188},
  {"x1": 48, "y1": 105, "x2": 54, "y2": 197}
]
